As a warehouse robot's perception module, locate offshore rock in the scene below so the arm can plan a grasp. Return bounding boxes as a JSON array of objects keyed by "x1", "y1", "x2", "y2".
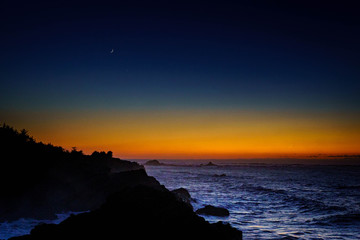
[
  {"x1": 200, "y1": 162, "x2": 217, "y2": 167},
  {"x1": 196, "y1": 205, "x2": 230, "y2": 217},
  {"x1": 213, "y1": 174, "x2": 227, "y2": 177},
  {"x1": 144, "y1": 160, "x2": 164, "y2": 166}
]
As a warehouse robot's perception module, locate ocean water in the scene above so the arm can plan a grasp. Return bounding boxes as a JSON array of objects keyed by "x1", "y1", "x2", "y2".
[
  {"x1": 0, "y1": 212, "x2": 81, "y2": 240},
  {"x1": 144, "y1": 162, "x2": 360, "y2": 240}
]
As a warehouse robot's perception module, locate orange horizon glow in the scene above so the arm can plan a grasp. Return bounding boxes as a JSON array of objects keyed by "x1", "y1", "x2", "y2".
[{"x1": 2, "y1": 109, "x2": 360, "y2": 160}]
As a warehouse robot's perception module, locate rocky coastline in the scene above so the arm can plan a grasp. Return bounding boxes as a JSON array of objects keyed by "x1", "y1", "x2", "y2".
[{"x1": 1, "y1": 124, "x2": 242, "y2": 240}]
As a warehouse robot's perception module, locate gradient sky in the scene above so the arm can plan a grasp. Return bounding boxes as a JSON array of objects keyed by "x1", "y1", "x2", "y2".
[{"x1": 1, "y1": 1, "x2": 360, "y2": 161}]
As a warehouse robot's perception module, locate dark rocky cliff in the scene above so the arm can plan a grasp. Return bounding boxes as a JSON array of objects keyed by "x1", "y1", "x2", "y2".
[
  {"x1": 10, "y1": 186, "x2": 242, "y2": 240},
  {"x1": 0, "y1": 124, "x2": 155, "y2": 221},
  {"x1": 1, "y1": 124, "x2": 242, "y2": 239}
]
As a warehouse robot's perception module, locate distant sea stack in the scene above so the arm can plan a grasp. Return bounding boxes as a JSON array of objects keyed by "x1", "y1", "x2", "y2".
[
  {"x1": 200, "y1": 161, "x2": 217, "y2": 167},
  {"x1": 213, "y1": 173, "x2": 227, "y2": 177},
  {"x1": 144, "y1": 159, "x2": 164, "y2": 166}
]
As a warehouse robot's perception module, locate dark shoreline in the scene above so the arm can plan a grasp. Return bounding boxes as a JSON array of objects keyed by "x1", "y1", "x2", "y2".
[{"x1": 0, "y1": 125, "x2": 242, "y2": 240}]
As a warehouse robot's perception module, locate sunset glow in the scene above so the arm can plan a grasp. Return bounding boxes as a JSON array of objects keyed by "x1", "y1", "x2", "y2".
[
  {"x1": 3, "y1": 109, "x2": 359, "y2": 159},
  {"x1": 1, "y1": 1, "x2": 359, "y2": 163}
]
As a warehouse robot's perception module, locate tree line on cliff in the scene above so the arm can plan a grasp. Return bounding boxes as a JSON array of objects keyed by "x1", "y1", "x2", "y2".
[{"x1": 0, "y1": 123, "x2": 146, "y2": 220}]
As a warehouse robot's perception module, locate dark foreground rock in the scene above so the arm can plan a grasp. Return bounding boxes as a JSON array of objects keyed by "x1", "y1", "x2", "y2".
[
  {"x1": 171, "y1": 187, "x2": 196, "y2": 207},
  {"x1": 0, "y1": 125, "x2": 158, "y2": 221},
  {"x1": 172, "y1": 187, "x2": 192, "y2": 200},
  {"x1": 196, "y1": 205, "x2": 230, "y2": 217},
  {"x1": 0, "y1": 168, "x2": 160, "y2": 222},
  {"x1": 10, "y1": 186, "x2": 242, "y2": 240},
  {"x1": 1, "y1": 125, "x2": 242, "y2": 239}
]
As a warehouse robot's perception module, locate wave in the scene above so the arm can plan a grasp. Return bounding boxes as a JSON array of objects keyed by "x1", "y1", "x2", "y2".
[
  {"x1": 313, "y1": 213, "x2": 360, "y2": 225},
  {"x1": 283, "y1": 195, "x2": 346, "y2": 214},
  {"x1": 277, "y1": 236, "x2": 300, "y2": 240},
  {"x1": 236, "y1": 186, "x2": 347, "y2": 215},
  {"x1": 237, "y1": 184, "x2": 288, "y2": 195},
  {"x1": 235, "y1": 184, "x2": 345, "y2": 215},
  {"x1": 251, "y1": 186, "x2": 287, "y2": 194},
  {"x1": 0, "y1": 212, "x2": 84, "y2": 239},
  {"x1": 335, "y1": 185, "x2": 360, "y2": 190}
]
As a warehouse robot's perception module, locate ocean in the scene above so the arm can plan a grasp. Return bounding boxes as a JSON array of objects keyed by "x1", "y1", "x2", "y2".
[
  {"x1": 1, "y1": 161, "x2": 359, "y2": 240},
  {"x1": 144, "y1": 161, "x2": 360, "y2": 240}
]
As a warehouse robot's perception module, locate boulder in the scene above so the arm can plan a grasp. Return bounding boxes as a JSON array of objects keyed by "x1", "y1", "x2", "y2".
[
  {"x1": 196, "y1": 205, "x2": 230, "y2": 217},
  {"x1": 171, "y1": 188, "x2": 195, "y2": 207}
]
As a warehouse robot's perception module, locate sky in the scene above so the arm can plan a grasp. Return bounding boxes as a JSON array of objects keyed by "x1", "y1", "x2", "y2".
[{"x1": 1, "y1": 1, "x2": 360, "y2": 161}]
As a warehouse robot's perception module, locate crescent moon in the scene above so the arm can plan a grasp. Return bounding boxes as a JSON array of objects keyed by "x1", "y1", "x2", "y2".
[{"x1": 110, "y1": 49, "x2": 114, "y2": 53}]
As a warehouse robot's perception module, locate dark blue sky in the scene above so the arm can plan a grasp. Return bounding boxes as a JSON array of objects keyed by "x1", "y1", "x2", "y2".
[
  {"x1": 2, "y1": 1, "x2": 360, "y2": 159},
  {"x1": 1, "y1": 1, "x2": 359, "y2": 113}
]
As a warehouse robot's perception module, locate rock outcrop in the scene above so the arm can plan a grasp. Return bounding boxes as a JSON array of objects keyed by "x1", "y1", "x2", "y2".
[
  {"x1": 196, "y1": 205, "x2": 230, "y2": 217},
  {"x1": 171, "y1": 187, "x2": 195, "y2": 207},
  {"x1": 10, "y1": 186, "x2": 242, "y2": 240},
  {"x1": 0, "y1": 125, "x2": 158, "y2": 221},
  {"x1": 1, "y1": 124, "x2": 242, "y2": 240},
  {"x1": 213, "y1": 174, "x2": 227, "y2": 177},
  {"x1": 200, "y1": 161, "x2": 217, "y2": 167}
]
